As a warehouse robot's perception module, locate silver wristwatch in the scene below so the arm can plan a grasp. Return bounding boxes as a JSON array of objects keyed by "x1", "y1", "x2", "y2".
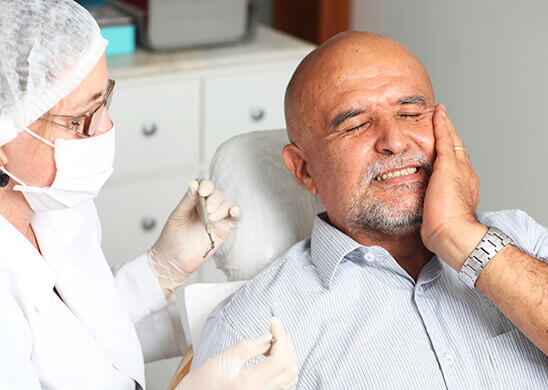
[{"x1": 458, "y1": 226, "x2": 513, "y2": 289}]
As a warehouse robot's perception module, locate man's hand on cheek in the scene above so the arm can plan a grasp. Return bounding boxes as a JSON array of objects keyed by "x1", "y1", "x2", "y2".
[{"x1": 420, "y1": 104, "x2": 487, "y2": 270}]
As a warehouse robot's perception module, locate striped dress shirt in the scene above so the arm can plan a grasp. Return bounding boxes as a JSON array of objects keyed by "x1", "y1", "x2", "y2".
[{"x1": 192, "y1": 209, "x2": 548, "y2": 389}]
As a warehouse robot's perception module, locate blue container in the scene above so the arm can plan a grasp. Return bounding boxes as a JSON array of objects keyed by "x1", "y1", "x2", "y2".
[
  {"x1": 81, "y1": 2, "x2": 136, "y2": 57},
  {"x1": 101, "y1": 24, "x2": 136, "y2": 56}
]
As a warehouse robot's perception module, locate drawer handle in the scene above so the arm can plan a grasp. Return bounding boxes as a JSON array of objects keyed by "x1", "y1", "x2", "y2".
[
  {"x1": 141, "y1": 217, "x2": 157, "y2": 231},
  {"x1": 142, "y1": 121, "x2": 158, "y2": 137},
  {"x1": 249, "y1": 107, "x2": 265, "y2": 122}
]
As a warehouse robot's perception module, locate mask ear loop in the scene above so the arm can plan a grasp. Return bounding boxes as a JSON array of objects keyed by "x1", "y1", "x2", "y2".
[{"x1": 24, "y1": 128, "x2": 55, "y2": 148}]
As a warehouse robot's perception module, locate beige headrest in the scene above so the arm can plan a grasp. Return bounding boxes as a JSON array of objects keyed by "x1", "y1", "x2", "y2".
[{"x1": 210, "y1": 130, "x2": 325, "y2": 281}]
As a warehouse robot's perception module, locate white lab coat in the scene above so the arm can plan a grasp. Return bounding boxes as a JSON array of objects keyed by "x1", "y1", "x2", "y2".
[{"x1": 0, "y1": 200, "x2": 187, "y2": 389}]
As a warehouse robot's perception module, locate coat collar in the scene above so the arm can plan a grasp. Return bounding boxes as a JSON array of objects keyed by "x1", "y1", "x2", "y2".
[
  {"x1": 32, "y1": 203, "x2": 146, "y2": 388},
  {"x1": 31, "y1": 207, "x2": 99, "y2": 333},
  {"x1": 0, "y1": 214, "x2": 55, "y2": 309},
  {"x1": 1, "y1": 204, "x2": 145, "y2": 388}
]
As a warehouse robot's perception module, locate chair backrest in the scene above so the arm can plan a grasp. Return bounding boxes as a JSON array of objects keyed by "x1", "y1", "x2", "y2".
[
  {"x1": 210, "y1": 129, "x2": 325, "y2": 281},
  {"x1": 184, "y1": 281, "x2": 247, "y2": 346}
]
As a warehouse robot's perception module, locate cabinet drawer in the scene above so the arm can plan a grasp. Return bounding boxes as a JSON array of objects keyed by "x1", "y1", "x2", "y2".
[
  {"x1": 109, "y1": 76, "x2": 200, "y2": 177},
  {"x1": 203, "y1": 67, "x2": 294, "y2": 159},
  {"x1": 95, "y1": 174, "x2": 195, "y2": 266}
]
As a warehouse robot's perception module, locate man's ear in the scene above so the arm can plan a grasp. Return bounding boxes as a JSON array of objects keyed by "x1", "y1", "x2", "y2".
[{"x1": 282, "y1": 143, "x2": 318, "y2": 195}]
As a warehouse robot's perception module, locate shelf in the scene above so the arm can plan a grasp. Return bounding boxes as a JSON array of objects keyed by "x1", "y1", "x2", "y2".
[{"x1": 107, "y1": 26, "x2": 315, "y2": 79}]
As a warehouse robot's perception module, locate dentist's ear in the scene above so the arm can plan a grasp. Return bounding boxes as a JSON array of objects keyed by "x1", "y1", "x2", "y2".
[{"x1": 283, "y1": 143, "x2": 318, "y2": 195}]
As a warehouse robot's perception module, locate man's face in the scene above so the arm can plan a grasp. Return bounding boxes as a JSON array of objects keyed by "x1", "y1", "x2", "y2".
[{"x1": 302, "y1": 52, "x2": 436, "y2": 236}]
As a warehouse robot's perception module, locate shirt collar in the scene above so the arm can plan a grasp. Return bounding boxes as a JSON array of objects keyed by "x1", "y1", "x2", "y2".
[
  {"x1": 309, "y1": 213, "x2": 442, "y2": 289},
  {"x1": 310, "y1": 213, "x2": 382, "y2": 288}
]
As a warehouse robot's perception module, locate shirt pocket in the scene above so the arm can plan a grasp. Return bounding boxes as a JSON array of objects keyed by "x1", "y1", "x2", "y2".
[{"x1": 485, "y1": 327, "x2": 548, "y2": 388}]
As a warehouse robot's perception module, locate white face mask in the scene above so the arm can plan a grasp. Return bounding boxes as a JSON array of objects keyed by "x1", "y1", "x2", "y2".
[{"x1": 0, "y1": 127, "x2": 115, "y2": 213}]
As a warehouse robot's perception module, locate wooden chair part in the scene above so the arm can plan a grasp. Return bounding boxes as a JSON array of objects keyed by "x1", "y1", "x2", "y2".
[{"x1": 168, "y1": 346, "x2": 194, "y2": 390}]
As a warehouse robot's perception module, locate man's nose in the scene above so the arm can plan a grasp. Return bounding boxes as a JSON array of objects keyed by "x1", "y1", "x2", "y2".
[{"x1": 374, "y1": 119, "x2": 408, "y2": 155}]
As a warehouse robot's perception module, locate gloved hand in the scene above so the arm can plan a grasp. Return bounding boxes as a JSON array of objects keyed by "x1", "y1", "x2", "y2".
[
  {"x1": 177, "y1": 317, "x2": 298, "y2": 390},
  {"x1": 148, "y1": 179, "x2": 241, "y2": 297}
]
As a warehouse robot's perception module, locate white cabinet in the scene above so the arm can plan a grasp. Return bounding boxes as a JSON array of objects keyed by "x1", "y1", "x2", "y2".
[
  {"x1": 96, "y1": 173, "x2": 195, "y2": 266},
  {"x1": 203, "y1": 63, "x2": 298, "y2": 159},
  {"x1": 109, "y1": 76, "x2": 200, "y2": 178}
]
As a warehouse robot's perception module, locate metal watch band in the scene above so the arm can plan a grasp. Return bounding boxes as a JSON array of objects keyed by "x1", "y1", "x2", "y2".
[{"x1": 458, "y1": 226, "x2": 513, "y2": 289}]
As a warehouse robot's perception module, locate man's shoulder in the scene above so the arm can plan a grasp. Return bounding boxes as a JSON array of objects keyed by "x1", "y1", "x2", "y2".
[
  {"x1": 476, "y1": 208, "x2": 539, "y2": 233},
  {"x1": 227, "y1": 237, "x2": 313, "y2": 303},
  {"x1": 476, "y1": 209, "x2": 547, "y2": 259},
  {"x1": 192, "y1": 238, "x2": 313, "y2": 368},
  {"x1": 211, "y1": 238, "x2": 315, "y2": 329}
]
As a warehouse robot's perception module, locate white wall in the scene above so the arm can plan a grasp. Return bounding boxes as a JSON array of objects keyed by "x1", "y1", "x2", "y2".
[{"x1": 352, "y1": 0, "x2": 548, "y2": 225}]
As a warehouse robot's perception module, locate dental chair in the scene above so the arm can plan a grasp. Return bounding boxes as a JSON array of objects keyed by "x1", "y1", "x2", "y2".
[{"x1": 169, "y1": 129, "x2": 324, "y2": 389}]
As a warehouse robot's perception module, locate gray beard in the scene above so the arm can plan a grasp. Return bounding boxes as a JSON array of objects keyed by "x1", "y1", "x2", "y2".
[{"x1": 345, "y1": 154, "x2": 432, "y2": 236}]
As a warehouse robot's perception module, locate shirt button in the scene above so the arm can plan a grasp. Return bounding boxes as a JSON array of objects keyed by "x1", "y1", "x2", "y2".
[
  {"x1": 416, "y1": 286, "x2": 424, "y2": 296},
  {"x1": 364, "y1": 253, "x2": 375, "y2": 261}
]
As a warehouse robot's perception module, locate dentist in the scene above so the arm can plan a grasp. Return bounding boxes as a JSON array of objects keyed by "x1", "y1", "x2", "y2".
[{"x1": 0, "y1": 1, "x2": 297, "y2": 389}]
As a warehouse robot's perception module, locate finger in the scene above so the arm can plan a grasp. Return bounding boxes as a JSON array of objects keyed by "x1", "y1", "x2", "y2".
[
  {"x1": 248, "y1": 318, "x2": 298, "y2": 389},
  {"x1": 224, "y1": 332, "x2": 273, "y2": 365},
  {"x1": 440, "y1": 105, "x2": 464, "y2": 146},
  {"x1": 205, "y1": 190, "x2": 224, "y2": 214},
  {"x1": 433, "y1": 104, "x2": 455, "y2": 158},
  {"x1": 210, "y1": 206, "x2": 241, "y2": 236},
  {"x1": 247, "y1": 353, "x2": 298, "y2": 389},
  {"x1": 197, "y1": 179, "x2": 214, "y2": 198},
  {"x1": 441, "y1": 106, "x2": 470, "y2": 164},
  {"x1": 269, "y1": 317, "x2": 296, "y2": 359},
  {"x1": 228, "y1": 206, "x2": 242, "y2": 222},
  {"x1": 247, "y1": 356, "x2": 294, "y2": 389},
  {"x1": 169, "y1": 180, "x2": 200, "y2": 222},
  {"x1": 209, "y1": 199, "x2": 232, "y2": 222}
]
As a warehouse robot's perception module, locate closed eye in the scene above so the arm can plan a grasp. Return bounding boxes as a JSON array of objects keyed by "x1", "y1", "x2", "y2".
[
  {"x1": 400, "y1": 113, "x2": 422, "y2": 117},
  {"x1": 346, "y1": 121, "x2": 371, "y2": 132},
  {"x1": 399, "y1": 113, "x2": 425, "y2": 123}
]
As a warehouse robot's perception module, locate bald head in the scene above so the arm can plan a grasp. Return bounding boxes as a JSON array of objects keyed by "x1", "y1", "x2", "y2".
[
  {"x1": 282, "y1": 31, "x2": 437, "y2": 241},
  {"x1": 285, "y1": 31, "x2": 433, "y2": 146}
]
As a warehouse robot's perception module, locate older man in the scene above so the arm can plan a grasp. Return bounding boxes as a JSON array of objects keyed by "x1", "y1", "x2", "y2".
[{"x1": 191, "y1": 32, "x2": 547, "y2": 388}]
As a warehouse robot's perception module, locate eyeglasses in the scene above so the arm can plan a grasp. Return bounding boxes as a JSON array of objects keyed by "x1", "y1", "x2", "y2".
[{"x1": 44, "y1": 79, "x2": 115, "y2": 137}]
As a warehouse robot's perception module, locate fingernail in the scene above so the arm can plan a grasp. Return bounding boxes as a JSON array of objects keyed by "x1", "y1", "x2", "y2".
[
  {"x1": 198, "y1": 180, "x2": 214, "y2": 197},
  {"x1": 189, "y1": 180, "x2": 199, "y2": 191},
  {"x1": 230, "y1": 206, "x2": 241, "y2": 217},
  {"x1": 270, "y1": 317, "x2": 282, "y2": 329}
]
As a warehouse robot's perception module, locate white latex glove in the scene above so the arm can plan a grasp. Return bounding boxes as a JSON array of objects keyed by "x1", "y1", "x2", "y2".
[
  {"x1": 149, "y1": 179, "x2": 241, "y2": 296},
  {"x1": 177, "y1": 317, "x2": 298, "y2": 390}
]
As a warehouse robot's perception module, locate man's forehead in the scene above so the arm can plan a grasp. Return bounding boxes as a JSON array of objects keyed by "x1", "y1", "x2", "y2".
[
  {"x1": 319, "y1": 68, "x2": 433, "y2": 110},
  {"x1": 306, "y1": 50, "x2": 428, "y2": 98}
]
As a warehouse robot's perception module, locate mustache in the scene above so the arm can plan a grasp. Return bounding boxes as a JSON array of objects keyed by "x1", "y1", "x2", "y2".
[{"x1": 361, "y1": 152, "x2": 433, "y2": 184}]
